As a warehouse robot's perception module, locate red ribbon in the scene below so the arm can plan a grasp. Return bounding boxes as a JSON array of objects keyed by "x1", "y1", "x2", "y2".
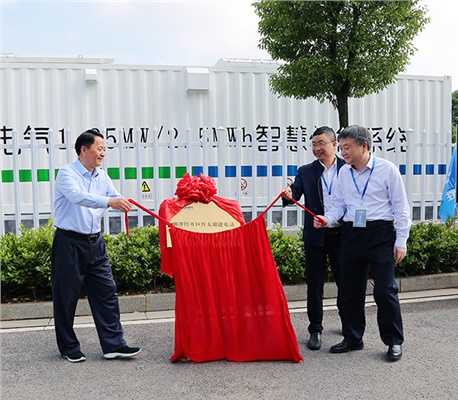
[
  {"x1": 289, "y1": 197, "x2": 325, "y2": 224},
  {"x1": 125, "y1": 210, "x2": 130, "y2": 236},
  {"x1": 124, "y1": 188, "x2": 326, "y2": 236}
]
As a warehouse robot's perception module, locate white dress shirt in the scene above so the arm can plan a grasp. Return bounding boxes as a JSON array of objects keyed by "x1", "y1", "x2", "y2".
[
  {"x1": 325, "y1": 154, "x2": 411, "y2": 247},
  {"x1": 320, "y1": 158, "x2": 340, "y2": 228}
]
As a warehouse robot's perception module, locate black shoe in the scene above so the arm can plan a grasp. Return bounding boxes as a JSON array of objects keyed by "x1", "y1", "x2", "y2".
[
  {"x1": 330, "y1": 340, "x2": 364, "y2": 353},
  {"x1": 63, "y1": 350, "x2": 86, "y2": 363},
  {"x1": 307, "y1": 332, "x2": 322, "y2": 350},
  {"x1": 387, "y1": 345, "x2": 402, "y2": 362},
  {"x1": 104, "y1": 346, "x2": 141, "y2": 359}
]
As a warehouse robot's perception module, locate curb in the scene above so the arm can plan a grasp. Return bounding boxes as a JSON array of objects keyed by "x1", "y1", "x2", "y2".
[{"x1": 1, "y1": 272, "x2": 457, "y2": 322}]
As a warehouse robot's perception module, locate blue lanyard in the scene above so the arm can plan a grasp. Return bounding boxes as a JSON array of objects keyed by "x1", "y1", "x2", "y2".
[
  {"x1": 321, "y1": 166, "x2": 337, "y2": 196},
  {"x1": 350, "y1": 156, "x2": 376, "y2": 201}
]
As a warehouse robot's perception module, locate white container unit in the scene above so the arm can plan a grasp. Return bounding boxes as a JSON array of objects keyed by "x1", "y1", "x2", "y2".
[{"x1": 0, "y1": 56, "x2": 453, "y2": 234}]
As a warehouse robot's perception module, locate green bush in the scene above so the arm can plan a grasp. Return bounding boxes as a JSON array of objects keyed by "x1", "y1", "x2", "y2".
[
  {"x1": 1, "y1": 218, "x2": 457, "y2": 303},
  {"x1": 268, "y1": 224, "x2": 305, "y2": 284},
  {"x1": 0, "y1": 220, "x2": 54, "y2": 301},
  {"x1": 0, "y1": 221, "x2": 172, "y2": 302},
  {"x1": 105, "y1": 225, "x2": 173, "y2": 294},
  {"x1": 397, "y1": 218, "x2": 458, "y2": 276}
]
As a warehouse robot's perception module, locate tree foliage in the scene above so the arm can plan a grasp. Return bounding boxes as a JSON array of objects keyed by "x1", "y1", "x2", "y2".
[
  {"x1": 453, "y1": 90, "x2": 458, "y2": 125},
  {"x1": 253, "y1": 0, "x2": 430, "y2": 128}
]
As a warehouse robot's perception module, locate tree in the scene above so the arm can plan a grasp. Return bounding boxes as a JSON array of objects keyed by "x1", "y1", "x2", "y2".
[{"x1": 253, "y1": 0, "x2": 429, "y2": 128}]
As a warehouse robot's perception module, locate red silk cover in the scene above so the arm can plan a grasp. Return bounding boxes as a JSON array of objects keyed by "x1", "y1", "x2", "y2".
[
  {"x1": 166, "y1": 216, "x2": 303, "y2": 363},
  {"x1": 157, "y1": 173, "x2": 302, "y2": 363}
]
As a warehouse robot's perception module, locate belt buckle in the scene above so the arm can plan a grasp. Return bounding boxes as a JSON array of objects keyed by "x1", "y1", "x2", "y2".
[{"x1": 88, "y1": 234, "x2": 98, "y2": 243}]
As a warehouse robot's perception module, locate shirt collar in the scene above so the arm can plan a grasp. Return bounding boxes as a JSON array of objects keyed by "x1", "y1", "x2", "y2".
[
  {"x1": 75, "y1": 159, "x2": 100, "y2": 177},
  {"x1": 366, "y1": 153, "x2": 375, "y2": 170},
  {"x1": 351, "y1": 153, "x2": 374, "y2": 172},
  {"x1": 319, "y1": 155, "x2": 337, "y2": 171}
]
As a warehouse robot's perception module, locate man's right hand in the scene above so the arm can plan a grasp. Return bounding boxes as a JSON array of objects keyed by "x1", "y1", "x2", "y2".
[
  {"x1": 283, "y1": 187, "x2": 292, "y2": 200},
  {"x1": 314, "y1": 215, "x2": 328, "y2": 228},
  {"x1": 108, "y1": 197, "x2": 133, "y2": 213}
]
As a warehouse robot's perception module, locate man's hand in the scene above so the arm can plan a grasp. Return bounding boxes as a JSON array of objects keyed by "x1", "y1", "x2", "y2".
[
  {"x1": 313, "y1": 215, "x2": 328, "y2": 228},
  {"x1": 394, "y1": 246, "x2": 407, "y2": 264},
  {"x1": 283, "y1": 187, "x2": 292, "y2": 200},
  {"x1": 108, "y1": 197, "x2": 133, "y2": 213}
]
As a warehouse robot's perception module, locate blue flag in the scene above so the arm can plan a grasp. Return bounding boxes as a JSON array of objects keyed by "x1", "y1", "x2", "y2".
[{"x1": 439, "y1": 147, "x2": 457, "y2": 221}]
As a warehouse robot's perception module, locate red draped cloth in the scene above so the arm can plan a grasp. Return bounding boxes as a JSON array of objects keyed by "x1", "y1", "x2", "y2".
[
  {"x1": 131, "y1": 173, "x2": 302, "y2": 363},
  {"x1": 159, "y1": 195, "x2": 245, "y2": 277},
  {"x1": 166, "y1": 216, "x2": 303, "y2": 363}
]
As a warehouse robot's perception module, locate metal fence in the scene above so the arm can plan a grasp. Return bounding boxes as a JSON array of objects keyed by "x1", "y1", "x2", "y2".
[{"x1": 0, "y1": 127, "x2": 456, "y2": 236}]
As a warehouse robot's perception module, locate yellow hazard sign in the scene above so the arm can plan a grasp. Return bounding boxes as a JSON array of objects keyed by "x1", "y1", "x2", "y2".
[{"x1": 141, "y1": 181, "x2": 151, "y2": 192}]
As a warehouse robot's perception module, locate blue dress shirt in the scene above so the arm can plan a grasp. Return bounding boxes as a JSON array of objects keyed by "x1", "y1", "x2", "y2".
[{"x1": 54, "y1": 159, "x2": 122, "y2": 234}]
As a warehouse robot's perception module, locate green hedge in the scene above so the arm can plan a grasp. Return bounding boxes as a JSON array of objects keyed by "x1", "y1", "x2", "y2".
[
  {"x1": 268, "y1": 224, "x2": 305, "y2": 284},
  {"x1": 103, "y1": 226, "x2": 173, "y2": 295},
  {"x1": 396, "y1": 218, "x2": 458, "y2": 276},
  {"x1": 0, "y1": 220, "x2": 54, "y2": 302},
  {"x1": 1, "y1": 218, "x2": 457, "y2": 302}
]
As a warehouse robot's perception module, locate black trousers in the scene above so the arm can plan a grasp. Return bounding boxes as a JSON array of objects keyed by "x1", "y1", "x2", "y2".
[
  {"x1": 305, "y1": 229, "x2": 341, "y2": 334},
  {"x1": 339, "y1": 221, "x2": 403, "y2": 346},
  {"x1": 51, "y1": 230, "x2": 126, "y2": 356}
]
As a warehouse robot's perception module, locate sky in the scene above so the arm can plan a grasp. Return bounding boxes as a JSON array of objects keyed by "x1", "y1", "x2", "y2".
[{"x1": 1, "y1": 0, "x2": 457, "y2": 91}]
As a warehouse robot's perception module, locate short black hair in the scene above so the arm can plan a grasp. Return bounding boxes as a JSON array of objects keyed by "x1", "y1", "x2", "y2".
[
  {"x1": 75, "y1": 128, "x2": 104, "y2": 156},
  {"x1": 312, "y1": 126, "x2": 336, "y2": 141},
  {"x1": 338, "y1": 125, "x2": 372, "y2": 149}
]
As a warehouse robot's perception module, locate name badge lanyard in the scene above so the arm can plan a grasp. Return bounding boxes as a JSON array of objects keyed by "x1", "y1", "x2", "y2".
[
  {"x1": 350, "y1": 157, "x2": 376, "y2": 205},
  {"x1": 321, "y1": 167, "x2": 337, "y2": 199}
]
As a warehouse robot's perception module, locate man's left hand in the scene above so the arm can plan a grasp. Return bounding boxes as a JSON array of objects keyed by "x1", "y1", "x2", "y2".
[{"x1": 394, "y1": 246, "x2": 407, "y2": 264}]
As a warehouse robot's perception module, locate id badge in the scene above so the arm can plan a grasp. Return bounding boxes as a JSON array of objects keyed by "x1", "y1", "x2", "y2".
[{"x1": 353, "y1": 209, "x2": 367, "y2": 228}]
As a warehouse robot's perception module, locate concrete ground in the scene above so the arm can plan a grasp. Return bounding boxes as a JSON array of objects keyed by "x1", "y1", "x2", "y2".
[
  {"x1": 1, "y1": 288, "x2": 457, "y2": 400},
  {"x1": 1, "y1": 272, "x2": 457, "y2": 328}
]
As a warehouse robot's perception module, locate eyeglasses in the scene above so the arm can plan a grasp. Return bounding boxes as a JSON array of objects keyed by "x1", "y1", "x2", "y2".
[{"x1": 311, "y1": 141, "x2": 333, "y2": 148}]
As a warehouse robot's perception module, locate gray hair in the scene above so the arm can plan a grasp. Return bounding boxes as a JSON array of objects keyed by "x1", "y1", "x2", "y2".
[{"x1": 338, "y1": 125, "x2": 372, "y2": 149}]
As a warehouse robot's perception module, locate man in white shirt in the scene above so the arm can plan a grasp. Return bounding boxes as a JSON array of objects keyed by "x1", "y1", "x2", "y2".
[{"x1": 314, "y1": 125, "x2": 411, "y2": 362}]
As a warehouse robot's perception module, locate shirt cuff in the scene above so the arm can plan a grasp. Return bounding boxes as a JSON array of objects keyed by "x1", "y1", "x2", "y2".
[
  {"x1": 395, "y1": 236, "x2": 407, "y2": 248},
  {"x1": 324, "y1": 214, "x2": 336, "y2": 227}
]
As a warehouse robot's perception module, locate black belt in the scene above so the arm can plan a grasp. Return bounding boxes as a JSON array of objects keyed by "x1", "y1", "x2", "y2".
[
  {"x1": 344, "y1": 220, "x2": 394, "y2": 228},
  {"x1": 57, "y1": 228, "x2": 101, "y2": 243},
  {"x1": 324, "y1": 227, "x2": 341, "y2": 235}
]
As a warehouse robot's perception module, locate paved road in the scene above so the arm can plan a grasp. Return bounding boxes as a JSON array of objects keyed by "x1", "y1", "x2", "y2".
[{"x1": 1, "y1": 295, "x2": 458, "y2": 400}]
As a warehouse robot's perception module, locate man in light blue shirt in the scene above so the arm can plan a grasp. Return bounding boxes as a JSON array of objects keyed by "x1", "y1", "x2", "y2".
[
  {"x1": 52, "y1": 128, "x2": 141, "y2": 363},
  {"x1": 314, "y1": 125, "x2": 411, "y2": 362}
]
